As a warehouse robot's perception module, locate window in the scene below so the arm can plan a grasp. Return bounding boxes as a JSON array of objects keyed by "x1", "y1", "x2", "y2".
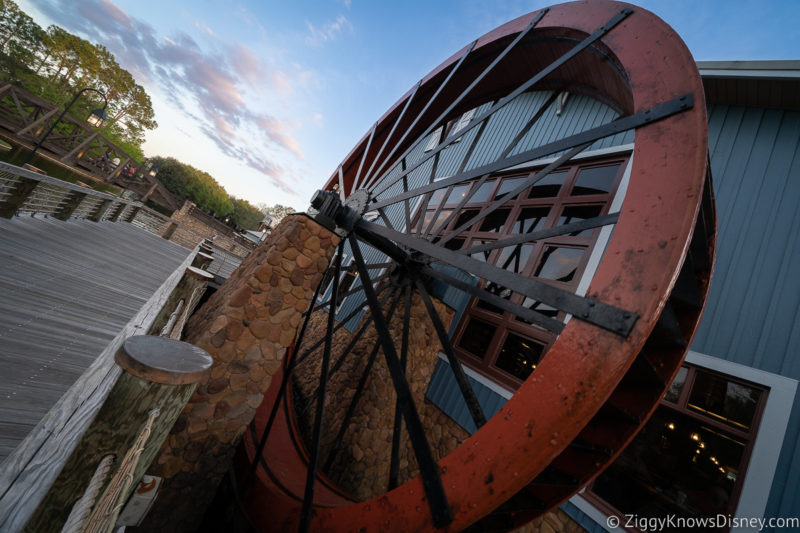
[
  {"x1": 585, "y1": 364, "x2": 767, "y2": 531},
  {"x1": 424, "y1": 126, "x2": 443, "y2": 152},
  {"x1": 413, "y1": 157, "x2": 627, "y2": 388}
]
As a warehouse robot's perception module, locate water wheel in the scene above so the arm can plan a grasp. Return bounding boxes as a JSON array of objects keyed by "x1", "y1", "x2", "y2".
[{"x1": 238, "y1": 1, "x2": 715, "y2": 530}]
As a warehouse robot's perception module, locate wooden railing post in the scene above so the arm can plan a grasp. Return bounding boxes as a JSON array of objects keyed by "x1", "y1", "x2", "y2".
[
  {"x1": 23, "y1": 336, "x2": 212, "y2": 532},
  {"x1": 53, "y1": 190, "x2": 88, "y2": 221}
]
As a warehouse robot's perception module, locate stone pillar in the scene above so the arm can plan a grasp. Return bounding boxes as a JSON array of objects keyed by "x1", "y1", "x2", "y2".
[{"x1": 136, "y1": 214, "x2": 339, "y2": 532}]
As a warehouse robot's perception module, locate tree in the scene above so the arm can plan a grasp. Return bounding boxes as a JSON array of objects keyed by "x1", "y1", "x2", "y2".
[{"x1": 257, "y1": 203, "x2": 296, "y2": 222}]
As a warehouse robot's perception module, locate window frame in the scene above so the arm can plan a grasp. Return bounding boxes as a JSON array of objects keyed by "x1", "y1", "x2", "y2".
[{"x1": 569, "y1": 351, "x2": 798, "y2": 532}]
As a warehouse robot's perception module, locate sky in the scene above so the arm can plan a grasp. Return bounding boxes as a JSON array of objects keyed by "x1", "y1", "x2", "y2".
[{"x1": 17, "y1": 0, "x2": 800, "y2": 211}]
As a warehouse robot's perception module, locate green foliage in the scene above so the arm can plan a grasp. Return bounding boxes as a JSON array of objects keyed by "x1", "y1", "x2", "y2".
[
  {"x1": 0, "y1": 0, "x2": 156, "y2": 156},
  {"x1": 148, "y1": 156, "x2": 263, "y2": 230}
]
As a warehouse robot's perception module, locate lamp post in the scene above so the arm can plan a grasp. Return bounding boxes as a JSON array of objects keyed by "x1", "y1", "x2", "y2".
[{"x1": 23, "y1": 87, "x2": 108, "y2": 166}]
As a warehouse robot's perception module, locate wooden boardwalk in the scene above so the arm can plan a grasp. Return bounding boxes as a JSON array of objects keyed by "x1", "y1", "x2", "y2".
[{"x1": 0, "y1": 216, "x2": 191, "y2": 463}]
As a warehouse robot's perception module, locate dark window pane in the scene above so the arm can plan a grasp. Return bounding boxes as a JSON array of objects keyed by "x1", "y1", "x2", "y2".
[
  {"x1": 495, "y1": 177, "x2": 527, "y2": 198},
  {"x1": 479, "y1": 208, "x2": 510, "y2": 233},
  {"x1": 592, "y1": 406, "x2": 746, "y2": 521},
  {"x1": 558, "y1": 205, "x2": 603, "y2": 236},
  {"x1": 468, "y1": 239, "x2": 493, "y2": 262},
  {"x1": 664, "y1": 366, "x2": 689, "y2": 404},
  {"x1": 458, "y1": 318, "x2": 496, "y2": 359},
  {"x1": 688, "y1": 372, "x2": 763, "y2": 431},
  {"x1": 454, "y1": 209, "x2": 480, "y2": 230},
  {"x1": 446, "y1": 184, "x2": 471, "y2": 205},
  {"x1": 336, "y1": 269, "x2": 358, "y2": 307},
  {"x1": 528, "y1": 170, "x2": 567, "y2": 198},
  {"x1": 443, "y1": 238, "x2": 465, "y2": 251},
  {"x1": 534, "y1": 246, "x2": 584, "y2": 283},
  {"x1": 571, "y1": 164, "x2": 620, "y2": 195},
  {"x1": 494, "y1": 333, "x2": 544, "y2": 380},
  {"x1": 513, "y1": 207, "x2": 550, "y2": 234},
  {"x1": 468, "y1": 180, "x2": 495, "y2": 203}
]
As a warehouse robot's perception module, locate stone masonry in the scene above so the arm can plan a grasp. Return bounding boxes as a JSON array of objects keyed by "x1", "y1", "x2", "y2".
[
  {"x1": 293, "y1": 286, "x2": 470, "y2": 500},
  {"x1": 135, "y1": 214, "x2": 339, "y2": 532}
]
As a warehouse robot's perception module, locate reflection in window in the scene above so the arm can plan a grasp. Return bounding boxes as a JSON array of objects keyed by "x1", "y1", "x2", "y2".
[
  {"x1": 497, "y1": 244, "x2": 533, "y2": 274},
  {"x1": 513, "y1": 207, "x2": 550, "y2": 234},
  {"x1": 447, "y1": 184, "x2": 471, "y2": 205},
  {"x1": 689, "y1": 373, "x2": 762, "y2": 431},
  {"x1": 454, "y1": 209, "x2": 480, "y2": 230},
  {"x1": 494, "y1": 333, "x2": 544, "y2": 380},
  {"x1": 516, "y1": 299, "x2": 558, "y2": 325},
  {"x1": 429, "y1": 187, "x2": 448, "y2": 207},
  {"x1": 495, "y1": 177, "x2": 527, "y2": 198},
  {"x1": 422, "y1": 209, "x2": 452, "y2": 232},
  {"x1": 469, "y1": 180, "x2": 495, "y2": 203},
  {"x1": 457, "y1": 318, "x2": 495, "y2": 358},
  {"x1": 571, "y1": 164, "x2": 620, "y2": 195},
  {"x1": 529, "y1": 170, "x2": 567, "y2": 198},
  {"x1": 558, "y1": 205, "x2": 603, "y2": 236},
  {"x1": 593, "y1": 406, "x2": 746, "y2": 522},
  {"x1": 664, "y1": 366, "x2": 689, "y2": 403},
  {"x1": 534, "y1": 246, "x2": 584, "y2": 282},
  {"x1": 479, "y1": 208, "x2": 511, "y2": 233}
]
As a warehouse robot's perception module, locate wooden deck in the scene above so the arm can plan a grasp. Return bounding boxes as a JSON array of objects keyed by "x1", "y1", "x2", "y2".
[{"x1": 0, "y1": 216, "x2": 191, "y2": 463}]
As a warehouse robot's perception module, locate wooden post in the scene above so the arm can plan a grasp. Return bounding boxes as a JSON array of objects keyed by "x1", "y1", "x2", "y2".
[
  {"x1": 23, "y1": 336, "x2": 212, "y2": 532},
  {"x1": 54, "y1": 190, "x2": 88, "y2": 221}
]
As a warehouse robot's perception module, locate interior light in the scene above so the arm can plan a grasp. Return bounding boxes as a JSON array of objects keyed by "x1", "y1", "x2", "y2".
[
  {"x1": 667, "y1": 423, "x2": 675, "y2": 430},
  {"x1": 690, "y1": 433, "x2": 700, "y2": 441}
]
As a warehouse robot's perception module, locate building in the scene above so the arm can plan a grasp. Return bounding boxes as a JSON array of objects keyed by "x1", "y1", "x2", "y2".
[{"x1": 414, "y1": 60, "x2": 800, "y2": 530}]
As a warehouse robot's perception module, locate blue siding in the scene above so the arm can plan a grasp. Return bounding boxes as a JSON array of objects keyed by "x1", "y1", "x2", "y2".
[
  {"x1": 692, "y1": 105, "x2": 800, "y2": 380},
  {"x1": 425, "y1": 359, "x2": 507, "y2": 433}
]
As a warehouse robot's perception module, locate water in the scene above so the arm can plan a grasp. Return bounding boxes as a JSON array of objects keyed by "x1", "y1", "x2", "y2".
[{"x1": 0, "y1": 138, "x2": 122, "y2": 195}]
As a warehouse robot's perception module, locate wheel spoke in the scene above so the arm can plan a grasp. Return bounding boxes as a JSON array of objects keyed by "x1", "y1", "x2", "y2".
[
  {"x1": 370, "y1": 94, "x2": 693, "y2": 211},
  {"x1": 322, "y1": 288, "x2": 404, "y2": 473},
  {"x1": 415, "y1": 278, "x2": 487, "y2": 428},
  {"x1": 426, "y1": 173, "x2": 490, "y2": 240},
  {"x1": 362, "y1": 80, "x2": 421, "y2": 186},
  {"x1": 299, "y1": 287, "x2": 395, "y2": 416},
  {"x1": 458, "y1": 213, "x2": 620, "y2": 256},
  {"x1": 355, "y1": 220, "x2": 638, "y2": 336},
  {"x1": 437, "y1": 145, "x2": 589, "y2": 246},
  {"x1": 421, "y1": 265, "x2": 564, "y2": 334},
  {"x1": 361, "y1": 37, "x2": 478, "y2": 191},
  {"x1": 370, "y1": 9, "x2": 549, "y2": 196},
  {"x1": 349, "y1": 235, "x2": 453, "y2": 528},
  {"x1": 299, "y1": 243, "x2": 343, "y2": 533},
  {"x1": 389, "y1": 284, "x2": 412, "y2": 490},
  {"x1": 297, "y1": 279, "x2": 393, "y2": 368},
  {"x1": 351, "y1": 122, "x2": 376, "y2": 195}
]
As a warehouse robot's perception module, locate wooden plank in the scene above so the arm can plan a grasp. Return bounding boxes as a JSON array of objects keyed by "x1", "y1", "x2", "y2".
[{"x1": 0, "y1": 220, "x2": 197, "y2": 531}]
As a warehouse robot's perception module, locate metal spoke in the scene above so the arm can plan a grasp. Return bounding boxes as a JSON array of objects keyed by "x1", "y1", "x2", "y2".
[
  {"x1": 499, "y1": 91, "x2": 560, "y2": 160},
  {"x1": 370, "y1": 93, "x2": 693, "y2": 211},
  {"x1": 389, "y1": 284, "x2": 412, "y2": 490},
  {"x1": 377, "y1": 207, "x2": 397, "y2": 232},
  {"x1": 309, "y1": 272, "x2": 390, "y2": 313},
  {"x1": 351, "y1": 122, "x2": 376, "y2": 195},
  {"x1": 420, "y1": 265, "x2": 565, "y2": 334},
  {"x1": 299, "y1": 286, "x2": 396, "y2": 416},
  {"x1": 242, "y1": 257, "x2": 328, "y2": 491},
  {"x1": 299, "y1": 244, "x2": 343, "y2": 533},
  {"x1": 355, "y1": 219, "x2": 638, "y2": 336},
  {"x1": 361, "y1": 38, "x2": 479, "y2": 191},
  {"x1": 297, "y1": 280, "x2": 393, "y2": 367},
  {"x1": 349, "y1": 235, "x2": 452, "y2": 528},
  {"x1": 402, "y1": 165, "x2": 412, "y2": 231},
  {"x1": 362, "y1": 80, "x2": 421, "y2": 185},
  {"x1": 415, "y1": 278, "x2": 487, "y2": 428},
  {"x1": 426, "y1": 173, "x2": 490, "y2": 240},
  {"x1": 437, "y1": 145, "x2": 589, "y2": 246},
  {"x1": 371, "y1": 7, "x2": 629, "y2": 199},
  {"x1": 322, "y1": 288, "x2": 404, "y2": 473},
  {"x1": 458, "y1": 212, "x2": 620, "y2": 256},
  {"x1": 370, "y1": 9, "x2": 549, "y2": 197}
]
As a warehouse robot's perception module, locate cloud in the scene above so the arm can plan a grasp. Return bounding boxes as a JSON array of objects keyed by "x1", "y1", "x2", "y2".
[
  {"x1": 28, "y1": 0, "x2": 305, "y2": 195},
  {"x1": 305, "y1": 14, "x2": 353, "y2": 46}
]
